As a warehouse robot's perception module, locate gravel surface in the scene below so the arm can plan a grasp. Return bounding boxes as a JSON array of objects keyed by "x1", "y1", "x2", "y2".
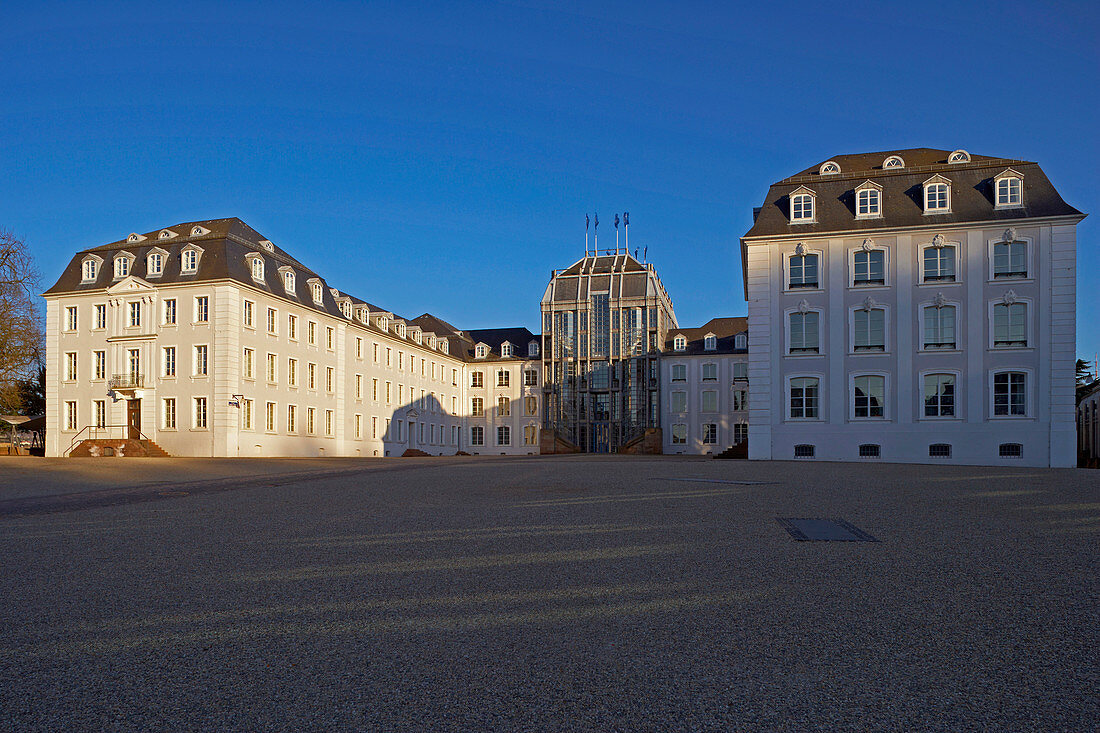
[{"x1": 1, "y1": 456, "x2": 1097, "y2": 731}]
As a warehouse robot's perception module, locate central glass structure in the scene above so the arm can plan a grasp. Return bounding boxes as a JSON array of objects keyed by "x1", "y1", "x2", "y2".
[{"x1": 540, "y1": 252, "x2": 676, "y2": 452}]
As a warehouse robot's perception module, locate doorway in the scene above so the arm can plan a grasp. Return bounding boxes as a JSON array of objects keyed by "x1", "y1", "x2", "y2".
[{"x1": 127, "y1": 399, "x2": 141, "y2": 439}]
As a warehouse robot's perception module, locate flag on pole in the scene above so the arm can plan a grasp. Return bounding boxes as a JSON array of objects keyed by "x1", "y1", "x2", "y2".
[
  {"x1": 594, "y1": 213, "x2": 599, "y2": 231},
  {"x1": 614, "y1": 214, "x2": 620, "y2": 230},
  {"x1": 624, "y1": 212, "x2": 629, "y2": 226},
  {"x1": 586, "y1": 214, "x2": 590, "y2": 231}
]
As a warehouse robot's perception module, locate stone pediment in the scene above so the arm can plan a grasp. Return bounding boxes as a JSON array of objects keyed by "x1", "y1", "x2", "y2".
[{"x1": 105, "y1": 275, "x2": 157, "y2": 295}]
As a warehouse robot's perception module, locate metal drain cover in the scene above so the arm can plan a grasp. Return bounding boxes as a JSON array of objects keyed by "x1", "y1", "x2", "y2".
[{"x1": 776, "y1": 518, "x2": 878, "y2": 542}]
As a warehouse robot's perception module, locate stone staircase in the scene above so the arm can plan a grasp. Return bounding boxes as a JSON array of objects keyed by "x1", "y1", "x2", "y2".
[
  {"x1": 70, "y1": 439, "x2": 171, "y2": 458},
  {"x1": 712, "y1": 442, "x2": 748, "y2": 459}
]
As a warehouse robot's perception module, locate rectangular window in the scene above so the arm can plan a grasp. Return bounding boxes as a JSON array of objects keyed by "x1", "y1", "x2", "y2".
[
  {"x1": 288, "y1": 358, "x2": 297, "y2": 387},
  {"x1": 672, "y1": 364, "x2": 686, "y2": 382},
  {"x1": 702, "y1": 363, "x2": 717, "y2": 381},
  {"x1": 672, "y1": 424, "x2": 687, "y2": 445},
  {"x1": 372, "y1": 378, "x2": 378, "y2": 401},
  {"x1": 471, "y1": 371, "x2": 484, "y2": 388},
  {"x1": 525, "y1": 369, "x2": 538, "y2": 386},
  {"x1": 326, "y1": 410, "x2": 333, "y2": 436},
  {"x1": 925, "y1": 183, "x2": 949, "y2": 211},
  {"x1": 385, "y1": 381, "x2": 391, "y2": 403},
  {"x1": 372, "y1": 416, "x2": 377, "y2": 439},
  {"x1": 287, "y1": 405, "x2": 297, "y2": 433},
  {"x1": 497, "y1": 426, "x2": 511, "y2": 446},
  {"x1": 386, "y1": 348, "x2": 391, "y2": 366},
  {"x1": 307, "y1": 408, "x2": 316, "y2": 434},
  {"x1": 355, "y1": 374, "x2": 363, "y2": 400},
  {"x1": 128, "y1": 301, "x2": 141, "y2": 328},
  {"x1": 65, "y1": 306, "x2": 78, "y2": 331},
  {"x1": 65, "y1": 352, "x2": 77, "y2": 381},
  {"x1": 243, "y1": 300, "x2": 254, "y2": 328},
  {"x1": 702, "y1": 424, "x2": 717, "y2": 444},
  {"x1": 163, "y1": 398, "x2": 176, "y2": 429},
  {"x1": 923, "y1": 247, "x2": 955, "y2": 282},
  {"x1": 854, "y1": 309, "x2": 886, "y2": 352},
  {"x1": 267, "y1": 401, "x2": 277, "y2": 432},
  {"x1": 243, "y1": 348, "x2": 254, "y2": 379},
  {"x1": 94, "y1": 350, "x2": 106, "y2": 380},
  {"x1": 524, "y1": 396, "x2": 537, "y2": 416},
  {"x1": 733, "y1": 362, "x2": 748, "y2": 380},
  {"x1": 95, "y1": 303, "x2": 107, "y2": 329},
  {"x1": 856, "y1": 188, "x2": 879, "y2": 217},
  {"x1": 308, "y1": 363, "x2": 316, "y2": 390},
  {"x1": 789, "y1": 254, "x2": 819, "y2": 288},
  {"x1": 733, "y1": 389, "x2": 748, "y2": 411},
  {"x1": 470, "y1": 426, "x2": 484, "y2": 446},
  {"x1": 194, "y1": 296, "x2": 209, "y2": 323},
  {"x1": 794, "y1": 444, "x2": 815, "y2": 458},
  {"x1": 288, "y1": 314, "x2": 298, "y2": 340},
  {"x1": 326, "y1": 327, "x2": 334, "y2": 350},
  {"x1": 929, "y1": 443, "x2": 951, "y2": 458},
  {"x1": 65, "y1": 401, "x2": 78, "y2": 430},
  {"x1": 853, "y1": 375, "x2": 885, "y2": 418},
  {"x1": 93, "y1": 399, "x2": 106, "y2": 428},
  {"x1": 671, "y1": 391, "x2": 687, "y2": 413},
  {"x1": 326, "y1": 366, "x2": 334, "y2": 392},
  {"x1": 497, "y1": 370, "x2": 510, "y2": 387},
  {"x1": 859, "y1": 444, "x2": 880, "y2": 458},
  {"x1": 308, "y1": 322, "x2": 316, "y2": 345},
  {"x1": 993, "y1": 372, "x2": 1027, "y2": 416},
  {"x1": 498, "y1": 397, "x2": 511, "y2": 416},
  {"x1": 923, "y1": 374, "x2": 955, "y2": 418},
  {"x1": 993, "y1": 303, "x2": 1027, "y2": 347},
  {"x1": 128, "y1": 349, "x2": 141, "y2": 380},
  {"x1": 791, "y1": 194, "x2": 813, "y2": 221},
  {"x1": 997, "y1": 178, "x2": 1022, "y2": 206},
  {"x1": 734, "y1": 423, "x2": 748, "y2": 444},
  {"x1": 993, "y1": 242, "x2": 1027, "y2": 278},
  {"x1": 524, "y1": 425, "x2": 537, "y2": 446},
  {"x1": 236, "y1": 398, "x2": 251, "y2": 430},
  {"x1": 267, "y1": 353, "x2": 277, "y2": 383},
  {"x1": 193, "y1": 397, "x2": 208, "y2": 429},
  {"x1": 163, "y1": 299, "x2": 176, "y2": 326},
  {"x1": 789, "y1": 312, "x2": 820, "y2": 354},
  {"x1": 355, "y1": 414, "x2": 362, "y2": 439},
  {"x1": 853, "y1": 250, "x2": 885, "y2": 286},
  {"x1": 194, "y1": 345, "x2": 208, "y2": 376},
  {"x1": 267, "y1": 308, "x2": 277, "y2": 334},
  {"x1": 701, "y1": 390, "x2": 718, "y2": 413},
  {"x1": 472, "y1": 397, "x2": 484, "y2": 417},
  {"x1": 923, "y1": 306, "x2": 956, "y2": 349},
  {"x1": 790, "y1": 377, "x2": 819, "y2": 419},
  {"x1": 356, "y1": 338, "x2": 362, "y2": 359}
]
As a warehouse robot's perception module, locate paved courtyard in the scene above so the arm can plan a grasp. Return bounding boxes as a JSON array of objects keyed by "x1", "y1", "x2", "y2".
[{"x1": 1, "y1": 455, "x2": 1097, "y2": 731}]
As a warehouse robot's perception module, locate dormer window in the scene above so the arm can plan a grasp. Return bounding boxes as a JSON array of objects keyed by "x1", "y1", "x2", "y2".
[
  {"x1": 735, "y1": 333, "x2": 747, "y2": 350},
  {"x1": 190, "y1": 225, "x2": 209, "y2": 236},
  {"x1": 81, "y1": 255, "x2": 102, "y2": 282},
  {"x1": 126, "y1": 232, "x2": 146, "y2": 243},
  {"x1": 158, "y1": 229, "x2": 176, "y2": 240},
  {"x1": 948, "y1": 150, "x2": 971, "y2": 164},
  {"x1": 309, "y1": 280, "x2": 324, "y2": 304},
  {"x1": 883, "y1": 155, "x2": 905, "y2": 169},
  {"x1": 994, "y1": 169, "x2": 1023, "y2": 208},
  {"x1": 426, "y1": 335, "x2": 435, "y2": 348},
  {"x1": 340, "y1": 300, "x2": 352, "y2": 319},
  {"x1": 528, "y1": 341, "x2": 539, "y2": 357},
  {"x1": 440, "y1": 338, "x2": 448, "y2": 354},
  {"x1": 396, "y1": 323, "x2": 405, "y2": 338},
  {"x1": 378, "y1": 316, "x2": 388, "y2": 331},
  {"x1": 281, "y1": 268, "x2": 296, "y2": 293},
  {"x1": 855, "y1": 180, "x2": 882, "y2": 219},
  {"x1": 704, "y1": 334, "x2": 717, "y2": 351},
  {"x1": 258, "y1": 240, "x2": 275, "y2": 252},
  {"x1": 475, "y1": 344, "x2": 488, "y2": 358},
  {"x1": 673, "y1": 335, "x2": 687, "y2": 351},
  {"x1": 412, "y1": 330, "x2": 422, "y2": 345},
  {"x1": 146, "y1": 248, "x2": 167, "y2": 277},
  {"x1": 789, "y1": 187, "x2": 816, "y2": 223},
  {"x1": 114, "y1": 252, "x2": 134, "y2": 279},
  {"x1": 819, "y1": 160, "x2": 841, "y2": 175},
  {"x1": 248, "y1": 255, "x2": 265, "y2": 282},
  {"x1": 501, "y1": 343, "x2": 513, "y2": 358},
  {"x1": 923, "y1": 175, "x2": 951, "y2": 213},
  {"x1": 180, "y1": 244, "x2": 203, "y2": 274}
]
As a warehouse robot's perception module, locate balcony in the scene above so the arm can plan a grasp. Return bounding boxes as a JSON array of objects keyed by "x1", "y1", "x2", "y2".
[{"x1": 108, "y1": 374, "x2": 144, "y2": 391}]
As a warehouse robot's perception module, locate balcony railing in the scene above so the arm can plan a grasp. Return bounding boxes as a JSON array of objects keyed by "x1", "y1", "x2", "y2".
[{"x1": 108, "y1": 373, "x2": 144, "y2": 390}]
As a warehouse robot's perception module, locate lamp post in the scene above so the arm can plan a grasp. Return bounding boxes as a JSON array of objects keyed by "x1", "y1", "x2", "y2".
[{"x1": 231, "y1": 394, "x2": 244, "y2": 457}]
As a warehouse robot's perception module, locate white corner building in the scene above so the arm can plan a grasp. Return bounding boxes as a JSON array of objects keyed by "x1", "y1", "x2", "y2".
[{"x1": 741, "y1": 148, "x2": 1085, "y2": 467}]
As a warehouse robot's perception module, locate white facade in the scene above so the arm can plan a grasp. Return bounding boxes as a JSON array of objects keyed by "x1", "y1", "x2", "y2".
[
  {"x1": 661, "y1": 354, "x2": 748, "y2": 455},
  {"x1": 742, "y1": 150, "x2": 1084, "y2": 467}
]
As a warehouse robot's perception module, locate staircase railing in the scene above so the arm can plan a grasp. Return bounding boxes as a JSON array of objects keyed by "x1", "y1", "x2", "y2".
[{"x1": 65, "y1": 424, "x2": 155, "y2": 457}]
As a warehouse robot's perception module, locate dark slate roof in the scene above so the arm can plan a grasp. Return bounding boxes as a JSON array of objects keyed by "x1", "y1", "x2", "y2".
[
  {"x1": 743, "y1": 148, "x2": 1084, "y2": 240},
  {"x1": 44, "y1": 218, "x2": 479, "y2": 360},
  {"x1": 665, "y1": 317, "x2": 747, "y2": 356},
  {"x1": 464, "y1": 327, "x2": 540, "y2": 361},
  {"x1": 548, "y1": 253, "x2": 655, "y2": 302}
]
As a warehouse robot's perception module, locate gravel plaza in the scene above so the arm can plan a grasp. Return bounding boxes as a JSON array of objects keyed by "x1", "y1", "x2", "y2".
[{"x1": 1, "y1": 455, "x2": 1097, "y2": 731}]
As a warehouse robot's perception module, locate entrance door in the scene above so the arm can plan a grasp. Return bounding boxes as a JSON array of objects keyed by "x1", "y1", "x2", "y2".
[
  {"x1": 408, "y1": 421, "x2": 417, "y2": 450},
  {"x1": 127, "y1": 399, "x2": 141, "y2": 439}
]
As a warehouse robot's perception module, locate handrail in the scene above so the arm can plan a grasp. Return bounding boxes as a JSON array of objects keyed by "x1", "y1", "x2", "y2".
[{"x1": 65, "y1": 424, "x2": 156, "y2": 457}]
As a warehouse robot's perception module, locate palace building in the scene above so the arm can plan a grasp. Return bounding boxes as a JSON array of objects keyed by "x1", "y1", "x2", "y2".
[
  {"x1": 43, "y1": 219, "x2": 542, "y2": 458},
  {"x1": 741, "y1": 148, "x2": 1085, "y2": 467}
]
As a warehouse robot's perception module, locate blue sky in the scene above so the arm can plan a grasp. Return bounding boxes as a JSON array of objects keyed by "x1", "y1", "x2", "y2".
[{"x1": 4, "y1": 1, "x2": 1098, "y2": 361}]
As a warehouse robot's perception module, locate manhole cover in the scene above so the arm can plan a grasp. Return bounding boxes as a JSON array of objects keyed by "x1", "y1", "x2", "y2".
[{"x1": 776, "y1": 518, "x2": 878, "y2": 542}]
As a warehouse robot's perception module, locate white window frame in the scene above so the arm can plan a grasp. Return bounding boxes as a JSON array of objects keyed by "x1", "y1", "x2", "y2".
[
  {"x1": 784, "y1": 307, "x2": 823, "y2": 356},
  {"x1": 670, "y1": 390, "x2": 687, "y2": 414},
  {"x1": 281, "y1": 268, "x2": 296, "y2": 294},
  {"x1": 673, "y1": 335, "x2": 687, "y2": 351},
  {"x1": 848, "y1": 245, "x2": 889, "y2": 288},
  {"x1": 65, "y1": 305, "x2": 78, "y2": 332},
  {"x1": 146, "y1": 248, "x2": 166, "y2": 278},
  {"x1": 193, "y1": 397, "x2": 208, "y2": 429},
  {"x1": 162, "y1": 299, "x2": 176, "y2": 326},
  {"x1": 734, "y1": 333, "x2": 747, "y2": 350},
  {"x1": 854, "y1": 181, "x2": 882, "y2": 220},
  {"x1": 917, "y1": 299, "x2": 961, "y2": 352},
  {"x1": 243, "y1": 299, "x2": 255, "y2": 328},
  {"x1": 94, "y1": 303, "x2": 107, "y2": 330},
  {"x1": 988, "y1": 298, "x2": 1033, "y2": 350},
  {"x1": 671, "y1": 363, "x2": 686, "y2": 382},
  {"x1": 248, "y1": 254, "x2": 265, "y2": 282},
  {"x1": 848, "y1": 304, "x2": 890, "y2": 355},
  {"x1": 180, "y1": 245, "x2": 202, "y2": 274},
  {"x1": 671, "y1": 423, "x2": 687, "y2": 445},
  {"x1": 989, "y1": 368, "x2": 1034, "y2": 419},
  {"x1": 994, "y1": 169, "x2": 1024, "y2": 209},
  {"x1": 849, "y1": 372, "x2": 890, "y2": 421},
  {"x1": 194, "y1": 296, "x2": 209, "y2": 324},
  {"x1": 987, "y1": 235, "x2": 1033, "y2": 282},
  {"x1": 920, "y1": 242, "x2": 960, "y2": 284},
  {"x1": 81, "y1": 256, "x2": 101, "y2": 282},
  {"x1": 703, "y1": 334, "x2": 717, "y2": 351},
  {"x1": 882, "y1": 155, "x2": 905, "y2": 169},
  {"x1": 918, "y1": 369, "x2": 962, "y2": 421},
  {"x1": 789, "y1": 186, "x2": 816, "y2": 223},
  {"x1": 785, "y1": 249, "x2": 823, "y2": 291},
  {"x1": 785, "y1": 373, "x2": 824, "y2": 422},
  {"x1": 922, "y1": 175, "x2": 952, "y2": 214}
]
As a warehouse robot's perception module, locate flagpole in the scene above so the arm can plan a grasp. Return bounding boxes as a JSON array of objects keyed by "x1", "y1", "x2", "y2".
[{"x1": 624, "y1": 212, "x2": 629, "y2": 255}]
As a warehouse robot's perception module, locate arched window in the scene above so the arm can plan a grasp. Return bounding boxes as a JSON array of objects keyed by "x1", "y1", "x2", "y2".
[
  {"x1": 311, "y1": 282, "x2": 323, "y2": 304},
  {"x1": 923, "y1": 176, "x2": 951, "y2": 213},
  {"x1": 735, "y1": 333, "x2": 747, "y2": 350},
  {"x1": 82, "y1": 259, "x2": 98, "y2": 281},
  {"x1": 819, "y1": 160, "x2": 840, "y2": 175},
  {"x1": 948, "y1": 150, "x2": 971, "y2": 164},
  {"x1": 883, "y1": 155, "x2": 905, "y2": 169},
  {"x1": 250, "y1": 257, "x2": 264, "y2": 281},
  {"x1": 704, "y1": 334, "x2": 717, "y2": 351},
  {"x1": 283, "y1": 270, "x2": 295, "y2": 293},
  {"x1": 790, "y1": 192, "x2": 815, "y2": 222}
]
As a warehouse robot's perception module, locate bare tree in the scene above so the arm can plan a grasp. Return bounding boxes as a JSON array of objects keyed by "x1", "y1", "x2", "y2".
[{"x1": 0, "y1": 229, "x2": 44, "y2": 413}]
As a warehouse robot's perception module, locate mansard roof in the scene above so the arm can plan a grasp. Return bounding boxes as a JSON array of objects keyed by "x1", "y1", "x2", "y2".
[
  {"x1": 665, "y1": 317, "x2": 747, "y2": 355},
  {"x1": 744, "y1": 148, "x2": 1083, "y2": 240}
]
